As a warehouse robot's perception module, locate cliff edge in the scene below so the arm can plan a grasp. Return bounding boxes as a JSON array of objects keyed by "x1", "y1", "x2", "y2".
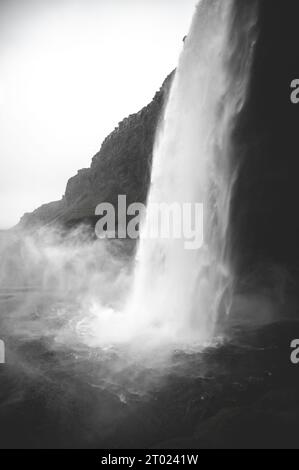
[{"x1": 19, "y1": 72, "x2": 174, "y2": 230}]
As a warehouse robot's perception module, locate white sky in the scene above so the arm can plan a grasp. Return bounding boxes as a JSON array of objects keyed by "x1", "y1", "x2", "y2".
[{"x1": 0, "y1": 0, "x2": 197, "y2": 228}]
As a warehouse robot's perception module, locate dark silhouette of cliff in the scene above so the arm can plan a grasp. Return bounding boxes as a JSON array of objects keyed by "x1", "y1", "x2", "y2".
[
  {"x1": 229, "y1": 0, "x2": 299, "y2": 294},
  {"x1": 19, "y1": 72, "x2": 174, "y2": 230}
]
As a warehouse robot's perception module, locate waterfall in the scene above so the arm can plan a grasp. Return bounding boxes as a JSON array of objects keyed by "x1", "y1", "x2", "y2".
[
  {"x1": 124, "y1": 0, "x2": 258, "y2": 346},
  {"x1": 75, "y1": 0, "x2": 258, "y2": 350}
]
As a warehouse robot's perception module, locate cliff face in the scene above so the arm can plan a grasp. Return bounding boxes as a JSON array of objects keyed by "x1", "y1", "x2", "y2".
[
  {"x1": 19, "y1": 72, "x2": 174, "y2": 230},
  {"x1": 231, "y1": 0, "x2": 299, "y2": 285}
]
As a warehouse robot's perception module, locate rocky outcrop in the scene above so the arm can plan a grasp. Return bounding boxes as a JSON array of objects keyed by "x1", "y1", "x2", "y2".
[
  {"x1": 19, "y1": 72, "x2": 174, "y2": 231},
  {"x1": 19, "y1": 200, "x2": 67, "y2": 228}
]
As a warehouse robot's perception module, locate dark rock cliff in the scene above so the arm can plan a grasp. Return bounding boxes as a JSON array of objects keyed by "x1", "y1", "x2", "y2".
[
  {"x1": 19, "y1": 72, "x2": 174, "y2": 230},
  {"x1": 230, "y1": 0, "x2": 299, "y2": 289}
]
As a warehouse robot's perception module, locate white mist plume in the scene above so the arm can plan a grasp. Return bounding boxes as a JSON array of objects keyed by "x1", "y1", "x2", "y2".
[{"x1": 0, "y1": 227, "x2": 130, "y2": 347}]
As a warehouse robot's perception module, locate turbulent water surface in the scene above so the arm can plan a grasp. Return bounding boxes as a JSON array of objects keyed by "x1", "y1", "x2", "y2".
[{"x1": 1, "y1": 288, "x2": 299, "y2": 448}]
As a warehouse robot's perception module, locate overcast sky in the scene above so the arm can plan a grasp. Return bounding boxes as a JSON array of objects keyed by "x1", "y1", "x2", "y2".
[{"x1": 0, "y1": 0, "x2": 197, "y2": 228}]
